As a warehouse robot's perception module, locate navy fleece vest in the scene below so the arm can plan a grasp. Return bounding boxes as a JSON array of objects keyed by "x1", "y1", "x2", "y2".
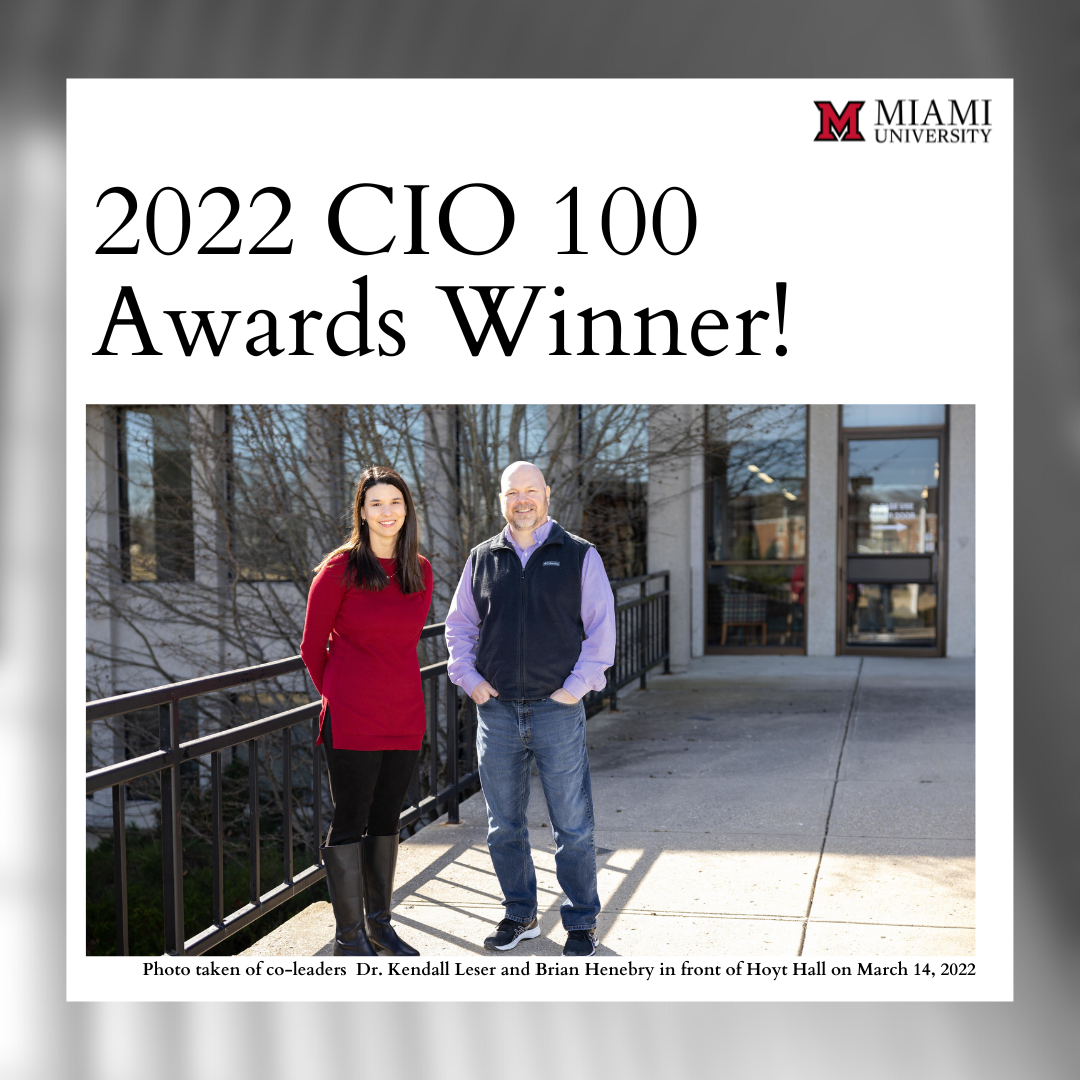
[{"x1": 471, "y1": 521, "x2": 592, "y2": 699}]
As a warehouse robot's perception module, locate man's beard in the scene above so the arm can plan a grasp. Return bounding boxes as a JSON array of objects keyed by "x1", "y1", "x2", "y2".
[{"x1": 509, "y1": 506, "x2": 541, "y2": 529}]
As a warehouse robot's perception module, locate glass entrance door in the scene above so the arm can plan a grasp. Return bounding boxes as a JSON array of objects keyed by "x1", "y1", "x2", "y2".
[{"x1": 840, "y1": 416, "x2": 947, "y2": 655}]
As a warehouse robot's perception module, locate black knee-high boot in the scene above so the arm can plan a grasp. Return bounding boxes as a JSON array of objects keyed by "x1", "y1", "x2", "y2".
[
  {"x1": 362, "y1": 834, "x2": 419, "y2": 956},
  {"x1": 321, "y1": 842, "x2": 377, "y2": 956}
]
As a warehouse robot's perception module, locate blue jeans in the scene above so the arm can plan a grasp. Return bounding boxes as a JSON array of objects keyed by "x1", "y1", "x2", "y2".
[{"x1": 475, "y1": 696, "x2": 600, "y2": 931}]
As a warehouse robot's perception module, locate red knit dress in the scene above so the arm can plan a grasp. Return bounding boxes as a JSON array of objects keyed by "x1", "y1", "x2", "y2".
[{"x1": 300, "y1": 552, "x2": 434, "y2": 751}]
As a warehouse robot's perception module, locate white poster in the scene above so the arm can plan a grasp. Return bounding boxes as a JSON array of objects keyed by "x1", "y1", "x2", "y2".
[{"x1": 69, "y1": 80, "x2": 1011, "y2": 1002}]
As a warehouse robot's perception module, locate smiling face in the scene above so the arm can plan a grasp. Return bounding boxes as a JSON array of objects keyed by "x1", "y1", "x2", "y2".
[
  {"x1": 500, "y1": 464, "x2": 550, "y2": 535},
  {"x1": 361, "y1": 482, "x2": 407, "y2": 550}
]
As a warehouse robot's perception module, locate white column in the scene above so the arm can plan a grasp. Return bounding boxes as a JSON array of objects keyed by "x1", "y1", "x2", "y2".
[
  {"x1": 85, "y1": 406, "x2": 122, "y2": 822},
  {"x1": 946, "y1": 405, "x2": 976, "y2": 656},
  {"x1": 689, "y1": 408, "x2": 706, "y2": 658},
  {"x1": 648, "y1": 405, "x2": 697, "y2": 672},
  {"x1": 86, "y1": 406, "x2": 120, "y2": 694},
  {"x1": 807, "y1": 405, "x2": 839, "y2": 656}
]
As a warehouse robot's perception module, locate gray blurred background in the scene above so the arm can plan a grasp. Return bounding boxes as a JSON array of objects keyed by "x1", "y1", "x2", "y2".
[{"x1": 1, "y1": 1, "x2": 1076, "y2": 1077}]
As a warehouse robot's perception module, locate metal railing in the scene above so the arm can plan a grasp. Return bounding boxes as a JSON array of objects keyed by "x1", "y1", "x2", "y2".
[
  {"x1": 85, "y1": 571, "x2": 670, "y2": 957},
  {"x1": 585, "y1": 570, "x2": 671, "y2": 714}
]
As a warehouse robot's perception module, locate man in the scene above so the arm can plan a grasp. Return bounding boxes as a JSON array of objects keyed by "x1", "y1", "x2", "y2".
[{"x1": 445, "y1": 461, "x2": 615, "y2": 957}]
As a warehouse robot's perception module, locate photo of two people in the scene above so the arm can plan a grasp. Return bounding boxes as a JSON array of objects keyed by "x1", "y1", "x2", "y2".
[{"x1": 86, "y1": 403, "x2": 974, "y2": 962}]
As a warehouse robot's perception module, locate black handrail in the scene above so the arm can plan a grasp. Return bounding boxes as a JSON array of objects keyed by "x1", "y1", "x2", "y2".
[
  {"x1": 586, "y1": 570, "x2": 671, "y2": 713},
  {"x1": 86, "y1": 655, "x2": 309, "y2": 723},
  {"x1": 86, "y1": 572, "x2": 670, "y2": 957}
]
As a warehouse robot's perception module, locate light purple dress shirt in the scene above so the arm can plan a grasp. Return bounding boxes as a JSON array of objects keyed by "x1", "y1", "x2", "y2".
[{"x1": 445, "y1": 518, "x2": 616, "y2": 701}]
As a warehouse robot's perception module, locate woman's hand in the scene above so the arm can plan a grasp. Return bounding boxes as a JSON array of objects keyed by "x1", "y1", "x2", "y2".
[{"x1": 549, "y1": 687, "x2": 579, "y2": 705}]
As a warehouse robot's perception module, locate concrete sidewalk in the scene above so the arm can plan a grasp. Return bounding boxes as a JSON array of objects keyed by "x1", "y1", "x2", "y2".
[{"x1": 243, "y1": 655, "x2": 975, "y2": 958}]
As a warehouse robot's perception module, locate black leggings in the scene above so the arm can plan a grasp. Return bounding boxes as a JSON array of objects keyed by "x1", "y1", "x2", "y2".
[{"x1": 322, "y1": 710, "x2": 420, "y2": 847}]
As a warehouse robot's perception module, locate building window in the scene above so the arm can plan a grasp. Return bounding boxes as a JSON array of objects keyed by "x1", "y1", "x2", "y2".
[
  {"x1": 440, "y1": 403, "x2": 648, "y2": 579},
  {"x1": 579, "y1": 405, "x2": 649, "y2": 579},
  {"x1": 226, "y1": 404, "x2": 310, "y2": 582},
  {"x1": 705, "y1": 405, "x2": 807, "y2": 650},
  {"x1": 118, "y1": 406, "x2": 194, "y2": 582},
  {"x1": 842, "y1": 404, "x2": 946, "y2": 427}
]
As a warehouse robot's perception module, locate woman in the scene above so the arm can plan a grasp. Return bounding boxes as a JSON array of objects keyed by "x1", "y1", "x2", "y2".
[{"x1": 301, "y1": 465, "x2": 433, "y2": 957}]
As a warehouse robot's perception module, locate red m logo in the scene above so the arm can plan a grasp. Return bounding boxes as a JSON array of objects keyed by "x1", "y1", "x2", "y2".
[{"x1": 814, "y1": 101, "x2": 865, "y2": 142}]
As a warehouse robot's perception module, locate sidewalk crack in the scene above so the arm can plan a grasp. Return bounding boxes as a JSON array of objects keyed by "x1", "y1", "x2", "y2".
[{"x1": 798, "y1": 657, "x2": 862, "y2": 955}]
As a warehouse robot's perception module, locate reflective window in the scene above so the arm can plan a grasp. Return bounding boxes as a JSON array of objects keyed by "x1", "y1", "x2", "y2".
[
  {"x1": 847, "y1": 583, "x2": 937, "y2": 646},
  {"x1": 707, "y1": 563, "x2": 806, "y2": 648},
  {"x1": 706, "y1": 405, "x2": 807, "y2": 649},
  {"x1": 847, "y1": 438, "x2": 939, "y2": 555},
  {"x1": 579, "y1": 405, "x2": 649, "y2": 579},
  {"x1": 844, "y1": 434, "x2": 941, "y2": 650},
  {"x1": 119, "y1": 406, "x2": 194, "y2": 582},
  {"x1": 707, "y1": 405, "x2": 807, "y2": 561},
  {"x1": 228, "y1": 404, "x2": 309, "y2": 581},
  {"x1": 842, "y1": 404, "x2": 946, "y2": 427}
]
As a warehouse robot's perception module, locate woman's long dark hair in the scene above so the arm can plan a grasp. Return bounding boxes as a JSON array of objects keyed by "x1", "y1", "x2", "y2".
[{"x1": 315, "y1": 465, "x2": 425, "y2": 593}]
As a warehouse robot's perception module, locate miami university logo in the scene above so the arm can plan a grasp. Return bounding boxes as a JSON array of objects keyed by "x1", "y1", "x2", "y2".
[{"x1": 814, "y1": 101, "x2": 865, "y2": 141}]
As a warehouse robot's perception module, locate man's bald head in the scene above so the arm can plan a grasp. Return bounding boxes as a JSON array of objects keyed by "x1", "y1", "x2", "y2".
[
  {"x1": 500, "y1": 460, "x2": 547, "y2": 493},
  {"x1": 499, "y1": 461, "x2": 550, "y2": 539}
]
